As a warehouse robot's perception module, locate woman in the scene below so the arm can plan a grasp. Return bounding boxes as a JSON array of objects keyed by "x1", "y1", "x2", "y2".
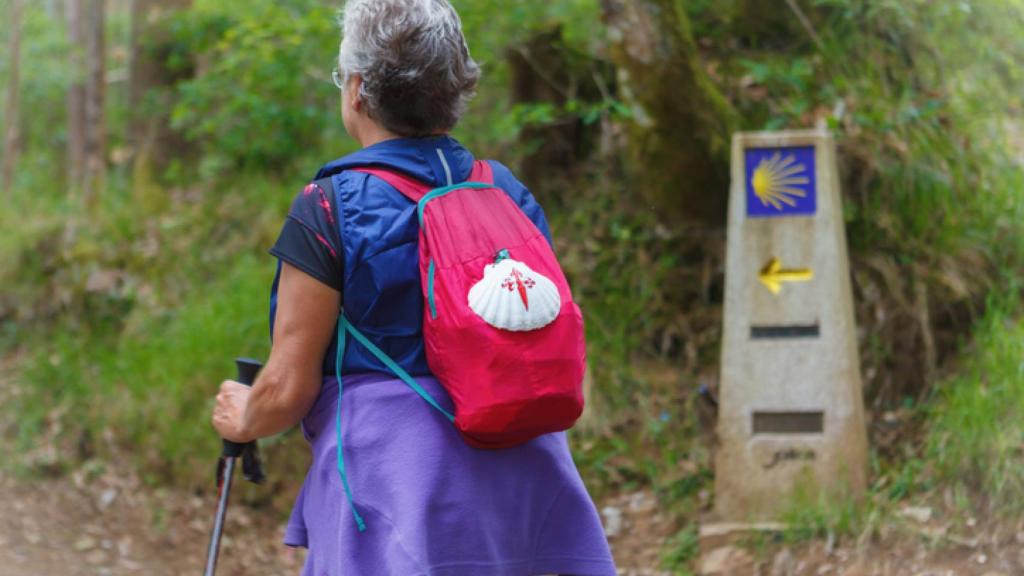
[{"x1": 211, "y1": 1, "x2": 616, "y2": 574}]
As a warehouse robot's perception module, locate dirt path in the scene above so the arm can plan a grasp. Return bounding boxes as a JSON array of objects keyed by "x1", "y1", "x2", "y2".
[
  {"x1": 0, "y1": 352, "x2": 304, "y2": 576},
  {"x1": 0, "y1": 468, "x2": 681, "y2": 575},
  {"x1": 1, "y1": 359, "x2": 1021, "y2": 576},
  {"x1": 4, "y1": 457, "x2": 1024, "y2": 576},
  {"x1": 5, "y1": 467, "x2": 1022, "y2": 576},
  {"x1": 0, "y1": 466, "x2": 305, "y2": 576}
]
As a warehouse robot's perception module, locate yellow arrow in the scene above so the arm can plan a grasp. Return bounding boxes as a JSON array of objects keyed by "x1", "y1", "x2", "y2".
[{"x1": 758, "y1": 257, "x2": 813, "y2": 295}]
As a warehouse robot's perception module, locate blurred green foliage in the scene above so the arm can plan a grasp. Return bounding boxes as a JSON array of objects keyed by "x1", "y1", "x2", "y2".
[
  {"x1": 0, "y1": 6, "x2": 73, "y2": 192},
  {"x1": 169, "y1": 0, "x2": 343, "y2": 175},
  {"x1": 19, "y1": 254, "x2": 272, "y2": 478}
]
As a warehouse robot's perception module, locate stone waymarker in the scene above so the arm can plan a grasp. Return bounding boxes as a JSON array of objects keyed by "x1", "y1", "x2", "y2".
[{"x1": 714, "y1": 129, "x2": 867, "y2": 521}]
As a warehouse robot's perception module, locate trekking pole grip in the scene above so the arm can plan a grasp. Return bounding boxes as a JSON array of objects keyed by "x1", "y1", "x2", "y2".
[{"x1": 222, "y1": 358, "x2": 263, "y2": 458}]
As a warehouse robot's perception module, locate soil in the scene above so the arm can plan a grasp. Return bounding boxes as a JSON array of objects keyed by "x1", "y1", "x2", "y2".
[
  {"x1": 0, "y1": 467, "x2": 306, "y2": 576},
  {"x1": 4, "y1": 467, "x2": 1023, "y2": 576},
  {"x1": 605, "y1": 492, "x2": 1024, "y2": 576},
  {"x1": 2, "y1": 362, "x2": 1022, "y2": 575},
  {"x1": 0, "y1": 354, "x2": 305, "y2": 576}
]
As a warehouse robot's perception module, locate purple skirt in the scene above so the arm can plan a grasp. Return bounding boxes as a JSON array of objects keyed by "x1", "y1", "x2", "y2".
[{"x1": 284, "y1": 373, "x2": 617, "y2": 576}]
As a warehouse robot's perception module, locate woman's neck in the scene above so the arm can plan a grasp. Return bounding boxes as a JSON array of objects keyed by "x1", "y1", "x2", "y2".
[
  {"x1": 357, "y1": 123, "x2": 401, "y2": 148},
  {"x1": 356, "y1": 123, "x2": 450, "y2": 149}
]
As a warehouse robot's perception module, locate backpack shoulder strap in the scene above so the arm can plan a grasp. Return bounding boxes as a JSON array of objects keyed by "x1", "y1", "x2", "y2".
[
  {"x1": 350, "y1": 167, "x2": 432, "y2": 202},
  {"x1": 351, "y1": 160, "x2": 494, "y2": 202},
  {"x1": 467, "y1": 159, "x2": 494, "y2": 185}
]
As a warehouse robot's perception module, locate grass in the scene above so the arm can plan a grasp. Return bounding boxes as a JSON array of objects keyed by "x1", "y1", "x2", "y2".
[
  {"x1": 13, "y1": 254, "x2": 273, "y2": 484},
  {"x1": 922, "y1": 297, "x2": 1024, "y2": 515},
  {"x1": 780, "y1": 480, "x2": 870, "y2": 544},
  {"x1": 0, "y1": 164, "x2": 308, "y2": 486},
  {"x1": 662, "y1": 525, "x2": 700, "y2": 575}
]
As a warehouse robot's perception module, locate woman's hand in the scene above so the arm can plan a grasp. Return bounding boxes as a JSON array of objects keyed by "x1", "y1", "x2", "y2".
[{"x1": 212, "y1": 380, "x2": 255, "y2": 443}]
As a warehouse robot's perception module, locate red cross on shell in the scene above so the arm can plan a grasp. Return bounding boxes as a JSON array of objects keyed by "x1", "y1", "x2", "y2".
[{"x1": 500, "y1": 268, "x2": 537, "y2": 310}]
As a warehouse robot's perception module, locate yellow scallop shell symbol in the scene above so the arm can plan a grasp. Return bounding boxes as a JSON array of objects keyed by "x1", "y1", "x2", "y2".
[{"x1": 751, "y1": 152, "x2": 809, "y2": 210}]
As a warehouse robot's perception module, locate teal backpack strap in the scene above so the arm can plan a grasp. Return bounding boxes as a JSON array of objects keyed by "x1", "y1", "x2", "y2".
[
  {"x1": 343, "y1": 317, "x2": 455, "y2": 422},
  {"x1": 416, "y1": 181, "x2": 492, "y2": 319},
  {"x1": 334, "y1": 315, "x2": 455, "y2": 532},
  {"x1": 334, "y1": 319, "x2": 366, "y2": 532}
]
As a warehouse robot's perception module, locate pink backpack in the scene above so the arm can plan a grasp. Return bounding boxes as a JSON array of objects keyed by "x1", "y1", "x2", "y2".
[{"x1": 346, "y1": 160, "x2": 586, "y2": 449}]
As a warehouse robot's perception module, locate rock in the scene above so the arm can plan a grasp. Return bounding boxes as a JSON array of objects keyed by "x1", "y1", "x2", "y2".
[
  {"x1": 120, "y1": 558, "x2": 143, "y2": 570},
  {"x1": 700, "y1": 545, "x2": 752, "y2": 575},
  {"x1": 898, "y1": 506, "x2": 932, "y2": 524},
  {"x1": 839, "y1": 564, "x2": 868, "y2": 576},
  {"x1": 627, "y1": 491, "x2": 655, "y2": 514},
  {"x1": 771, "y1": 548, "x2": 795, "y2": 576},
  {"x1": 74, "y1": 536, "x2": 97, "y2": 551},
  {"x1": 946, "y1": 533, "x2": 980, "y2": 547},
  {"x1": 601, "y1": 506, "x2": 623, "y2": 538},
  {"x1": 98, "y1": 488, "x2": 117, "y2": 510},
  {"x1": 117, "y1": 535, "x2": 133, "y2": 556}
]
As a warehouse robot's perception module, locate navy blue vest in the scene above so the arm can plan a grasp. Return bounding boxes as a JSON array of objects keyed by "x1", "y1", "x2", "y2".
[{"x1": 270, "y1": 136, "x2": 553, "y2": 377}]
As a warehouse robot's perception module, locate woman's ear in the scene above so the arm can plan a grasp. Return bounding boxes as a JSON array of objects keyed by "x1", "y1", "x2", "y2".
[{"x1": 346, "y1": 75, "x2": 364, "y2": 113}]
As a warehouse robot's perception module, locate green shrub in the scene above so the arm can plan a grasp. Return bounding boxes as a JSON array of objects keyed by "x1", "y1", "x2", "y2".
[
  {"x1": 15, "y1": 254, "x2": 273, "y2": 484},
  {"x1": 923, "y1": 297, "x2": 1024, "y2": 514},
  {"x1": 170, "y1": 0, "x2": 344, "y2": 174}
]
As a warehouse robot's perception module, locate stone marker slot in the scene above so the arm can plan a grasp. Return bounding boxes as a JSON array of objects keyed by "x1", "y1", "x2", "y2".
[
  {"x1": 752, "y1": 411, "x2": 824, "y2": 434},
  {"x1": 749, "y1": 324, "x2": 820, "y2": 339}
]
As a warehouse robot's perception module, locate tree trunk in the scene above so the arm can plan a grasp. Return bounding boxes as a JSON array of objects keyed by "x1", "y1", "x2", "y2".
[
  {"x1": 67, "y1": 0, "x2": 87, "y2": 191},
  {"x1": 45, "y1": 0, "x2": 62, "y2": 19},
  {"x1": 82, "y1": 0, "x2": 106, "y2": 203},
  {"x1": 601, "y1": 0, "x2": 738, "y2": 225},
  {"x1": 128, "y1": 0, "x2": 192, "y2": 173},
  {"x1": 2, "y1": 0, "x2": 24, "y2": 195}
]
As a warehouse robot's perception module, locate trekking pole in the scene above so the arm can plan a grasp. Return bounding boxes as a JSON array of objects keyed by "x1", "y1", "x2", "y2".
[{"x1": 203, "y1": 358, "x2": 264, "y2": 576}]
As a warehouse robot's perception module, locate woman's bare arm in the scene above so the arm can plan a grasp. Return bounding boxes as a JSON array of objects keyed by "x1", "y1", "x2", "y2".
[{"x1": 212, "y1": 262, "x2": 340, "y2": 442}]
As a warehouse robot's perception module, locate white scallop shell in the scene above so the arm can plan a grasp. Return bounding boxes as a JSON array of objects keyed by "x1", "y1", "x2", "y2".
[{"x1": 467, "y1": 258, "x2": 562, "y2": 332}]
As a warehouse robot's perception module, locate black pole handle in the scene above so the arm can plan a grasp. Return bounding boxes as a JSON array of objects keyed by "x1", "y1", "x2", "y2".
[{"x1": 221, "y1": 358, "x2": 263, "y2": 458}]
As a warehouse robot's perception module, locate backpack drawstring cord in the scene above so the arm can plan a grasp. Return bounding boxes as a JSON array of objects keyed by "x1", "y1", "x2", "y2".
[
  {"x1": 335, "y1": 319, "x2": 367, "y2": 533},
  {"x1": 334, "y1": 315, "x2": 456, "y2": 533}
]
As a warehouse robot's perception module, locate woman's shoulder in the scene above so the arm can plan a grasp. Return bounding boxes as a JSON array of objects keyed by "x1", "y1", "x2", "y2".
[{"x1": 483, "y1": 159, "x2": 524, "y2": 190}]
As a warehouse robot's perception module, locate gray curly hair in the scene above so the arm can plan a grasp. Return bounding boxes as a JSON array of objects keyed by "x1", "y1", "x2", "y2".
[{"x1": 338, "y1": 0, "x2": 481, "y2": 137}]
